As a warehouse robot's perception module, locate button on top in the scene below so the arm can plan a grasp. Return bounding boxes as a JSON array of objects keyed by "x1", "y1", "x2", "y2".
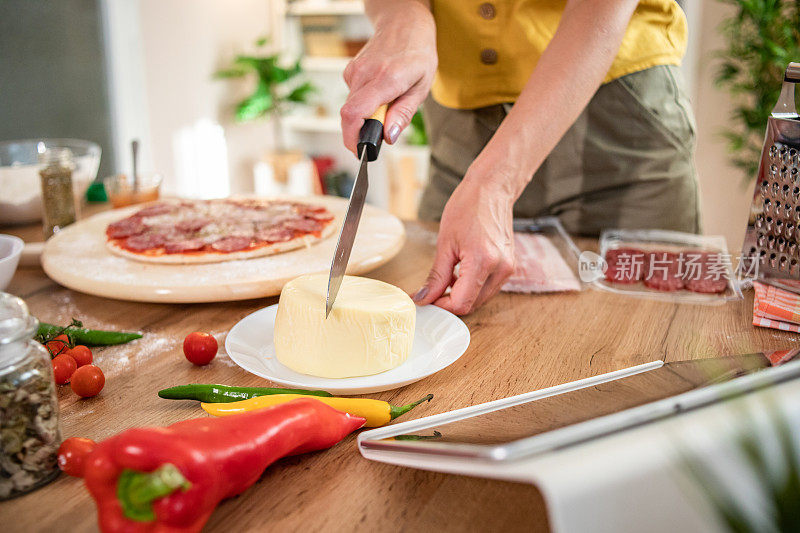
[
  {"x1": 479, "y1": 2, "x2": 496, "y2": 20},
  {"x1": 480, "y1": 48, "x2": 498, "y2": 65}
]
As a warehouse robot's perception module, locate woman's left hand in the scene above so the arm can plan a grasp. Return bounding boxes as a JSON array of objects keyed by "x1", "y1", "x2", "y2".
[{"x1": 412, "y1": 168, "x2": 517, "y2": 315}]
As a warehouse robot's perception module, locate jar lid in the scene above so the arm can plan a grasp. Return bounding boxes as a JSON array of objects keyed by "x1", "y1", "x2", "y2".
[{"x1": 0, "y1": 292, "x2": 38, "y2": 346}]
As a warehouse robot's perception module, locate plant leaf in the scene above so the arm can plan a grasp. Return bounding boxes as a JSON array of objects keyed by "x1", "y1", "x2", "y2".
[
  {"x1": 407, "y1": 109, "x2": 428, "y2": 146},
  {"x1": 213, "y1": 67, "x2": 249, "y2": 79},
  {"x1": 269, "y1": 60, "x2": 302, "y2": 84},
  {"x1": 714, "y1": 0, "x2": 800, "y2": 184},
  {"x1": 235, "y1": 82, "x2": 273, "y2": 122},
  {"x1": 287, "y1": 81, "x2": 315, "y2": 103},
  {"x1": 215, "y1": 36, "x2": 313, "y2": 122},
  {"x1": 234, "y1": 55, "x2": 278, "y2": 82}
]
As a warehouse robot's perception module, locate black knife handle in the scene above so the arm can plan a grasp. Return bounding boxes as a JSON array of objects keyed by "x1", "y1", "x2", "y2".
[{"x1": 357, "y1": 104, "x2": 388, "y2": 162}]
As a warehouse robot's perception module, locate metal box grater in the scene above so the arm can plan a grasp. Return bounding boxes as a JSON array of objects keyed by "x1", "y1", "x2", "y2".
[{"x1": 741, "y1": 62, "x2": 800, "y2": 293}]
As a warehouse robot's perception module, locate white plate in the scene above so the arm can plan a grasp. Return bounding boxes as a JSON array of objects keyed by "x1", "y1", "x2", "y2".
[{"x1": 225, "y1": 303, "x2": 470, "y2": 395}]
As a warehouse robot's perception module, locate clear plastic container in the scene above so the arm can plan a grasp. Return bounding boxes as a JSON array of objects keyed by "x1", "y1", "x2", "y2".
[
  {"x1": 510, "y1": 217, "x2": 585, "y2": 292},
  {"x1": 0, "y1": 292, "x2": 61, "y2": 499},
  {"x1": 593, "y1": 229, "x2": 743, "y2": 305}
]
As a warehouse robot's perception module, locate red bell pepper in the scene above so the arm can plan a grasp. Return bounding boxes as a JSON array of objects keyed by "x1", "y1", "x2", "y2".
[{"x1": 83, "y1": 398, "x2": 365, "y2": 532}]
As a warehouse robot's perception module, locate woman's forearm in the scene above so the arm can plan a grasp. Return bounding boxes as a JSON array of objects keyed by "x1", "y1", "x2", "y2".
[{"x1": 467, "y1": 0, "x2": 639, "y2": 199}]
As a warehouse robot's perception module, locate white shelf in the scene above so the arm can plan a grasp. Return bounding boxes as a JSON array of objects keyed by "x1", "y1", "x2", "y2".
[
  {"x1": 301, "y1": 56, "x2": 351, "y2": 72},
  {"x1": 287, "y1": 1, "x2": 365, "y2": 16},
  {"x1": 284, "y1": 114, "x2": 341, "y2": 133}
]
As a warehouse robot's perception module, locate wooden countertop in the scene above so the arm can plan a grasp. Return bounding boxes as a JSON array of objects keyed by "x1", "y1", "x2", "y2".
[{"x1": 2, "y1": 214, "x2": 798, "y2": 532}]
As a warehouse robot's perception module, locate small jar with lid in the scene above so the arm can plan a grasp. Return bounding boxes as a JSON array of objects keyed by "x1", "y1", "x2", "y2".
[
  {"x1": 39, "y1": 147, "x2": 77, "y2": 240},
  {"x1": 0, "y1": 292, "x2": 62, "y2": 500}
]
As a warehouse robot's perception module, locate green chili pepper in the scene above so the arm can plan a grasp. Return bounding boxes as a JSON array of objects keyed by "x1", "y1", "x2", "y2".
[
  {"x1": 37, "y1": 322, "x2": 143, "y2": 346},
  {"x1": 158, "y1": 384, "x2": 333, "y2": 403}
]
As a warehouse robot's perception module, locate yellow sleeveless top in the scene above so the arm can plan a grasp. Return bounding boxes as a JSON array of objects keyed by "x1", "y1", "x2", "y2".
[{"x1": 431, "y1": 0, "x2": 688, "y2": 109}]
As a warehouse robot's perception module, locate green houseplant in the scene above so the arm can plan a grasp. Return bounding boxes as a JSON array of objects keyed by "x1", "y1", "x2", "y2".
[
  {"x1": 684, "y1": 402, "x2": 800, "y2": 532},
  {"x1": 215, "y1": 37, "x2": 315, "y2": 153},
  {"x1": 716, "y1": 0, "x2": 800, "y2": 182},
  {"x1": 406, "y1": 110, "x2": 428, "y2": 146}
]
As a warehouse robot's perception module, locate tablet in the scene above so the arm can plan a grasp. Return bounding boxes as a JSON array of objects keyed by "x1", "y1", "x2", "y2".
[{"x1": 359, "y1": 351, "x2": 800, "y2": 462}]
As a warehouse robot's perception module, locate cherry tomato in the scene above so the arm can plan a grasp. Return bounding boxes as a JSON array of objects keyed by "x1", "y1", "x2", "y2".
[
  {"x1": 52, "y1": 354, "x2": 77, "y2": 385},
  {"x1": 183, "y1": 332, "x2": 218, "y2": 365},
  {"x1": 46, "y1": 335, "x2": 70, "y2": 357},
  {"x1": 70, "y1": 365, "x2": 105, "y2": 398},
  {"x1": 57, "y1": 437, "x2": 97, "y2": 477},
  {"x1": 67, "y1": 345, "x2": 93, "y2": 367}
]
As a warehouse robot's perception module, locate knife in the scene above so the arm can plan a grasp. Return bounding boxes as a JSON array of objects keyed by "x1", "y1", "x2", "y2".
[{"x1": 326, "y1": 104, "x2": 389, "y2": 318}]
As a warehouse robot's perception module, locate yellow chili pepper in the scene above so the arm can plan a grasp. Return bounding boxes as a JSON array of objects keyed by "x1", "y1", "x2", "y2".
[{"x1": 201, "y1": 393, "x2": 433, "y2": 427}]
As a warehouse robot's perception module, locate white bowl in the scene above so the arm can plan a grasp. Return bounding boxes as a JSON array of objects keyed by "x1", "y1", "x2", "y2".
[
  {"x1": 0, "y1": 235, "x2": 24, "y2": 290},
  {"x1": 0, "y1": 139, "x2": 101, "y2": 225}
]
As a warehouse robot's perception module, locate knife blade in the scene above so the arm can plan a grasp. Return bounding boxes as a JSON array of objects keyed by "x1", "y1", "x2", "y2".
[{"x1": 326, "y1": 104, "x2": 388, "y2": 317}]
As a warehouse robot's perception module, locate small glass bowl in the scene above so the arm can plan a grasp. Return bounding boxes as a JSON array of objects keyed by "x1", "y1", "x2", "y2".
[{"x1": 103, "y1": 173, "x2": 162, "y2": 208}]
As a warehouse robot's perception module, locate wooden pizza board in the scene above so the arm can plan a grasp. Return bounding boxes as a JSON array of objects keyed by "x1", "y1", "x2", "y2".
[{"x1": 41, "y1": 195, "x2": 406, "y2": 303}]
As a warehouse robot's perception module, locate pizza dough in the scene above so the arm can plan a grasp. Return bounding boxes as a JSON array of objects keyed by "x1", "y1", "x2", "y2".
[
  {"x1": 274, "y1": 274, "x2": 416, "y2": 378},
  {"x1": 104, "y1": 198, "x2": 336, "y2": 264}
]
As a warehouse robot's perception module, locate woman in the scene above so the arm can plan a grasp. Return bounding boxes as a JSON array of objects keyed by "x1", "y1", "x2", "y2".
[{"x1": 340, "y1": 0, "x2": 698, "y2": 315}]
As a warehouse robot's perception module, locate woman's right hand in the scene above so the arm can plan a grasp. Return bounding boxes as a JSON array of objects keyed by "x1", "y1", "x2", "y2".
[{"x1": 340, "y1": 1, "x2": 437, "y2": 153}]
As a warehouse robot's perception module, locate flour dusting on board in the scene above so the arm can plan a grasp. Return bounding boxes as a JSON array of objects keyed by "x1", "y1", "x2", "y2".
[
  {"x1": 405, "y1": 223, "x2": 437, "y2": 247},
  {"x1": 211, "y1": 330, "x2": 237, "y2": 368},
  {"x1": 94, "y1": 334, "x2": 181, "y2": 377},
  {"x1": 36, "y1": 292, "x2": 120, "y2": 331}
]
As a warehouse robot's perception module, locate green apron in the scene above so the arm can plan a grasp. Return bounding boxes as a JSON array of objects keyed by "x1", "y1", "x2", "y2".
[{"x1": 418, "y1": 65, "x2": 701, "y2": 236}]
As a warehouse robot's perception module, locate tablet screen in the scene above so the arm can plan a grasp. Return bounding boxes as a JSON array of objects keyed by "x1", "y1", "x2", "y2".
[{"x1": 379, "y1": 353, "x2": 773, "y2": 446}]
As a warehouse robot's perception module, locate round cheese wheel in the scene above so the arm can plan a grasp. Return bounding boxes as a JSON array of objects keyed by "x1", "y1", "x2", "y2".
[{"x1": 274, "y1": 274, "x2": 416, "y2": 378}]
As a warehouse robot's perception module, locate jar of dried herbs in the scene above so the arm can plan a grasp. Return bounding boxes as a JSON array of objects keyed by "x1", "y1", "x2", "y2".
[
  {"x1": 38, "y1": 147, "x2": 77, "y2": 240},
  {"x1": 0, "y1": 292, "x2": 61, "y2": 500}
]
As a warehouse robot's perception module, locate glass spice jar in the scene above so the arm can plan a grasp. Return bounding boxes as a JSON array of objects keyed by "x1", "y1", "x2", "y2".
[
  {"x1": 0, "y1": 292, "x2": 62, "y2": 500},
  {"x1": 38, "y1": 147, "x2": 77, "y2": 240}
]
